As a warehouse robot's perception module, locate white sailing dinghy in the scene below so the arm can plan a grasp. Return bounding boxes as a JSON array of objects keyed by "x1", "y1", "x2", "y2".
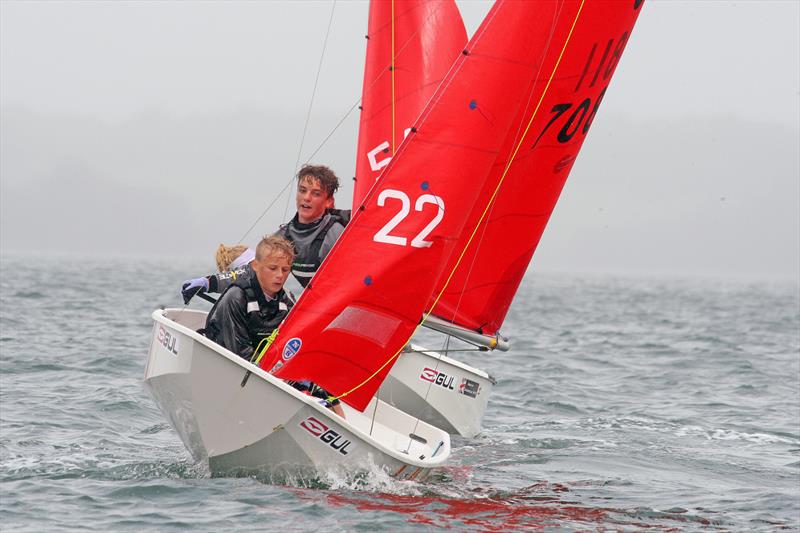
[
  {"x1": 353, "y1": 0, "x2": 644, "y2": 438},
  {"x1": 146, "y1": 309, "x2": 448, "y2": 480},
  {"x1": 145, "y1": 0, "x2": 603, "y2": 478}
]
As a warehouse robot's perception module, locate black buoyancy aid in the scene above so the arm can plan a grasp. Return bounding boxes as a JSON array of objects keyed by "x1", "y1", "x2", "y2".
[
  {"x1": 206, "y1": 274, "x2": 294, "y2": 353},
  {"x1": 280, "y1": 209, "x2": 350, "y2": 286}
]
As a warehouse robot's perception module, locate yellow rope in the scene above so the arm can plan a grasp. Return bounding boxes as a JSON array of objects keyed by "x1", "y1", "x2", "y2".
[
  {"x1": 330, "y1": 2, "x2": 586, "y2": 404},
  {"x1": 252, "y1": 328, "x2": 280, "y2": 366},
  {"x1": 332, "y1": 344, "x2": 406, "y2": 402},
  {"x1": 391, "y1": 0, "x2": 396, "y2": 155},
  {"x1": 424, "y1": 0, "x2": 585, "y2": 322}
]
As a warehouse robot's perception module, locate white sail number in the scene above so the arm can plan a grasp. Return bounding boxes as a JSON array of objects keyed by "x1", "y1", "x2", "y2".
[
  {"x1": 373, "y1": 189, "x2": 444, "y2": 248},
  {"x1": 367, "y1": 128, "x2": 412, "y2": 172}
]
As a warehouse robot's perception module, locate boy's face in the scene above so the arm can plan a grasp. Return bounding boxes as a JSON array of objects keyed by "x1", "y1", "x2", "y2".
[
  {"x1": 296, "y1": 176, "x2": 333, "y2": 223},
  {"x1": 252, "y1": 251, "x2": 292, "y2": 298}
]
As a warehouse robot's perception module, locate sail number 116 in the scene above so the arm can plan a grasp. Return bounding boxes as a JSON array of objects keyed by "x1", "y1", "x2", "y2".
[{"x1": 373, "y1": 189, "x2": 445, "y2": 248}]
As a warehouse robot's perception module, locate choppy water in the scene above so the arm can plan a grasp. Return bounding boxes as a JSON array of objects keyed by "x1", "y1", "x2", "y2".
[{"x1": 1, "y1": 253, "x2": 798, "y2": 531}]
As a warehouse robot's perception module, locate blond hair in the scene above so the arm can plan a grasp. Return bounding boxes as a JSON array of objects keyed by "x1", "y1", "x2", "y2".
[
  {"x1": 215, "y1": 244, "x2": 250, "y2": 272},
  {"x1": 255, "y1": 235, "x2": 296, "y2": 263}
]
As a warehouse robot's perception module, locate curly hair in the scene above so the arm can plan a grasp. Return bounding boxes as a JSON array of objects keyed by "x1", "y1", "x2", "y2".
[
  {"x1": 215, "y1": 244, "x2": 250, "y2": 272},
  {"x1": 297, "y1": 164, "x2": 340, "y2": 198}
]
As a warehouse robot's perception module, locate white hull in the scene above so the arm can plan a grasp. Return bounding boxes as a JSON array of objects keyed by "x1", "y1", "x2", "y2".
[
  {"x1": 147, "y1": 307, "x2": 493, "y2": 441},
  {"x1": 379, "y1": 346, "x2": 494, "y2": 438},
  {"x1": 145, "y1": 309, "x2": 450, "y2": 480}
]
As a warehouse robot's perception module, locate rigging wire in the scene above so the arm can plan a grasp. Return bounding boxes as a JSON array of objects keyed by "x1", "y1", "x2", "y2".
[
  {"x1": 283, "y1": 0, "x2": 338, "y2": 223},
  {"x1": 234, "y1": 2, "x2": 337, "y2": 245},
  {"x1": 236, "y1": 178, "x2": 297, "y2": 244},
  {"x1": 236, "y1": 0, "x2": 434, "y2": 245}
]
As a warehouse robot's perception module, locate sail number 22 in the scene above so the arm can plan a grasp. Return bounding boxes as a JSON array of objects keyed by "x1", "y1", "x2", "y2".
[{"x1": 373, "y1": 189, "x2": 445, "y2": 248}]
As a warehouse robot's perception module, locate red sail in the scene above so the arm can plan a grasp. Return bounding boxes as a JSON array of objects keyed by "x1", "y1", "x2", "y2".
[
  {"x1": 261, "y1": 0, "x2": 562, "y2": 411},
  {"x1": 429, "y1": 0, "x2": 644, "y2": 336},
  {"x1": 353, "y1": 0, "x2": 467, "y2": 208}
]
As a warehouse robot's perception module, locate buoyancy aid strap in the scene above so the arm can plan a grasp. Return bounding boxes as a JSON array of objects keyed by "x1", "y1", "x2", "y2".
[{"x1": 306, "y1": 216, "x2": 339, "y2": 264}]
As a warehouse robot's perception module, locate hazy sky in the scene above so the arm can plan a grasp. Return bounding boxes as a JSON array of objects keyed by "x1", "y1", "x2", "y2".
[{"x1": 1, "y1": 0, "x2": 798, "y2": 281}]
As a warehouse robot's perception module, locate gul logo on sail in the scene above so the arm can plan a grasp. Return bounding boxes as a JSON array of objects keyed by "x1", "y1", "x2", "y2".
[
  {"x1": 299, "y1": 416, "x2": 354, "y2": 455},
  {"x1": 157, "y1": 326, "x2": 178, "y2": 356}
]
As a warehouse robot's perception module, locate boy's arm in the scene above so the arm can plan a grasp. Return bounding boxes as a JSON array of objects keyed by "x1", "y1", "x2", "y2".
[
  {"x1": 206, "y1": 288, "x2": 255, "y2": 360},
  {"x1": 181, "y1": 264, "x2": 252, "y2": 303}
]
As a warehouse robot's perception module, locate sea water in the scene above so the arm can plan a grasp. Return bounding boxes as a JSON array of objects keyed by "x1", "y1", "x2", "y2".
[{"x1": 1, "y1": 253, "x2": 798, "y2": 531}]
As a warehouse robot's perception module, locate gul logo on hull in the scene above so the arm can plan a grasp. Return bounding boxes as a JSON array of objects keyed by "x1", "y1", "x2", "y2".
[
  {"x1": 299, "y1": 416, "x2": 327, "y2": 436},
  {"x1": 299, "y1": 416, "x2": 354, "y2": 455},
  {"x1": 157, "y1": 326, "x2": 178, "y2": 356},
  {"x1": 419, "y1": 367, "x2": 455, "y2": 390}
]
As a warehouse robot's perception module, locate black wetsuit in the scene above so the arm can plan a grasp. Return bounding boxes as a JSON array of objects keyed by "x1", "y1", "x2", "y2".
[
  {"x1": 203, "y1": 271, "x2": 339, "y2": 407},
  {"x1": 278, "y1": 208, "x2": 349, "y2": 286},
  {"x1": 203, "y1": 275, "x2": 294, "y2": 361}
]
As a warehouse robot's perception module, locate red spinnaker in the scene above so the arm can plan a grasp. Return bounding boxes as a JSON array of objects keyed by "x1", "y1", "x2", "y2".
[
  {"x1": 262, "y1": 0, "x2": 561, "y2": 411},
  {"x1": 353, "y1": 0, "x2": 467, "y2": 208},
  {"x1": 429, "y1": 0, "x2": 644, "y2": 336}
]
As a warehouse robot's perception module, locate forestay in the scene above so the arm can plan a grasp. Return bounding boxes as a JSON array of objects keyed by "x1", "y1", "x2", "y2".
[
  {"x1": 260, "y1": 0, "x2": 562, "y2": 411},
  {"x1": 428, "y1": 0, "x2": 644, "y2": 336},
  {"x1": 353, "y1": 0, "x2": 467, "y2": 207}
]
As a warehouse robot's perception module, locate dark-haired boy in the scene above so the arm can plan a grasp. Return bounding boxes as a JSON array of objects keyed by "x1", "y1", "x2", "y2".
[{"x1": 182, "y1": 164, "x2": 351, "y2": 302}]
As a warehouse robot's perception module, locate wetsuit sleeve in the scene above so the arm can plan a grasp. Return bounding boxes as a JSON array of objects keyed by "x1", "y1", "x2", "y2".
[
  {"x1": 206, "y1": 287, "x2": 254, "y2": 360},
  {"x1": 209, "y1": 264, "x2": 253, "y2": 294},
  {"x1": 318, "y1": 221, "x2": 345, "y2": 261}
]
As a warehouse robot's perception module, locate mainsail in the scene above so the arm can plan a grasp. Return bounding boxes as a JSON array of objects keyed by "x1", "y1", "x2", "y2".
[
  {"x1": 261, "y1": 0, "x2": 563, "y2": 411},
  {"x1": 353, "y1": 0, "x2": 467, "y2": 207},
  {"x1": 428, "y1": 0, "x2": 644, "y2": 336}
]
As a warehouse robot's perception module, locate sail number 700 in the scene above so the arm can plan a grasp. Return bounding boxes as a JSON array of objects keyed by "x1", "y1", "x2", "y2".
[{"x1": 373, "y1": 189, "x2": 444, "y2": 248}]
